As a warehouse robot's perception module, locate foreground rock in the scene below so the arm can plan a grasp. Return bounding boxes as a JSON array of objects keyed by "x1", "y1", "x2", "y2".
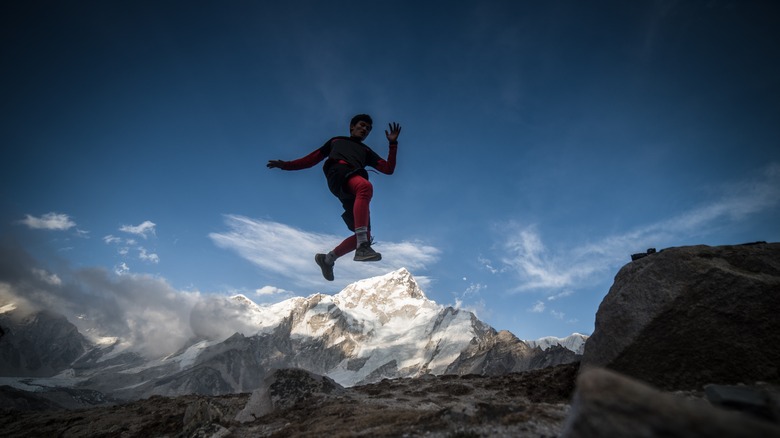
[
  {"x1": 582, "y1": 242, "x2": 780, "y2": 390},
  {"x1": 562, "y1": 367, "x2": 780, "y2": 437},
  {"x1": 236, "y1": 369, "x2": 344, "y2": 422}
]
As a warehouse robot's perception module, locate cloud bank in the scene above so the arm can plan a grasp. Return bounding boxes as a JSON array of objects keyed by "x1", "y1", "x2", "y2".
[
  {"x1": 209, "y1": 215, "x2": 440, "y2": 289},
  {"x1": 0, "y1": 243, "x2": 196, "y2": 357}
]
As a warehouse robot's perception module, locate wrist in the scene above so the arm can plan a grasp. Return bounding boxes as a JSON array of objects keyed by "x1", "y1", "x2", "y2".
[{"x1": 389, "y1": 140, "x2": 398, "y2": 146}]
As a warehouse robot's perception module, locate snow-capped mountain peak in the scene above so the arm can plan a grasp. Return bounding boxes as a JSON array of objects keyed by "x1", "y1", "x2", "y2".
[
  {"x1": 334, "y1": 268, "x2": 438, "y2": 324},
  {"x1": 526, "y1": 333, "x2": 589, "y2": 355},
  {"x1": 229, "y1": 294, "x2": 262, "y2": 311}
]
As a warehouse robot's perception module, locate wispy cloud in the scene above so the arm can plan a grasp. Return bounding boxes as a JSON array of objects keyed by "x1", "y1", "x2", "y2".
[
  {"x1": 32, "y1": 268, "x2": 62, "y2": 286},
  {"x1": 529, "y1": 300, "x2": 546, "y2": 313},
  {"x1": 103, "y1": 235, "x2": 122, "y2": 244},
  {"x1": 209, "y1": 215, "x2": 440, "y2": 288},
  {"x1": 547, "y1": 290, "x2": 573, "y2": 301},
  {"x1": 120, "y1": 221, "x2": 156, "y2": 239},
  {"x1": 500, "y1": 163, "x2": 780, "y2": 293},
  {"x1": 550, "y1": 309, "x2": 565, "y2": 320},
  {"x1": 256, "y1": 285, "x2": 290, "y2": 296},
  {"x1": 19, "y1": 212, "x2": 76, "y2": 230},
  {"x1": 138, "y1": 248, "x2": 160, "y2": 264},
  {"x1": 105, "y1": 227, "x2": 160, "y2": 265},
  {"x1": 115, "y1": 262, "x2": 130, "y2": 276}
]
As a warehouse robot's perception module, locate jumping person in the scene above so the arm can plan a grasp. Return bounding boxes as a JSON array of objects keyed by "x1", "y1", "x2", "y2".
[{"x1": 267, "y1": 114, "x2": 401, "y2": 281}]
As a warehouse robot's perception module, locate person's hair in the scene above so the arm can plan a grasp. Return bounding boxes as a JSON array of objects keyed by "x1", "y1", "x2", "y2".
[{"x1": 350, "y1": 114, "x2": 373, "y2": 127}]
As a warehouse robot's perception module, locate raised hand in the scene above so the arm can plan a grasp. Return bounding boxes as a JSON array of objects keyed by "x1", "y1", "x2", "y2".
[
  {"x1": 385, "y1": 122, "x2": 402, "y2": 143},
  {"x1": 267, "y1": 160, "x2": 286, "y2": 169}
]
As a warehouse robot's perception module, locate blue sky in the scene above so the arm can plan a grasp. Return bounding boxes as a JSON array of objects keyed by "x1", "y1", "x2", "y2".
[{"x1": 2, "y1": 1, "x2": 779, "y2": 343}]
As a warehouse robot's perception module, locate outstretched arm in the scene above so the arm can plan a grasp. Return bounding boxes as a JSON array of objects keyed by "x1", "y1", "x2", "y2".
[{"x1": 267, "y1": 144, "x2": 329, "y2": 171}]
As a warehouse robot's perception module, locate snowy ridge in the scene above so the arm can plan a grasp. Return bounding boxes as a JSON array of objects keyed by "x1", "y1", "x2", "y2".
[
  {"x1": 228, "y1": 294, "x2": 308, "y2": 335},
  {"x1": 286, "y1": 268, "x2": 478, "y2": 386},
  {"x1": 526, "y1": 333, "x2": 589, "y2": 355}
]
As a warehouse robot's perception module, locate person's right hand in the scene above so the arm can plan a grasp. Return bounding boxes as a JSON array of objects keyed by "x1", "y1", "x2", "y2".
[{"x1": 267, "y1": 160, "x2": 285, "y2": 169}]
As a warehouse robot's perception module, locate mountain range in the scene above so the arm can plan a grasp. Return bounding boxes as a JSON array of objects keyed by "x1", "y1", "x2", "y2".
[
  {"x1": 526, "y1": 333, "x2": 588, "y2": 355},
  {"x1": 0, "y1": 268, "x2": 582, "y2": 408}
]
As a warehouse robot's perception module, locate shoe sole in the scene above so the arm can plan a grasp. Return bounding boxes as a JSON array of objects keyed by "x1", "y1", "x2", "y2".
[{"x1": 354, "y1": 253, "x2": 382, "y2": 262}]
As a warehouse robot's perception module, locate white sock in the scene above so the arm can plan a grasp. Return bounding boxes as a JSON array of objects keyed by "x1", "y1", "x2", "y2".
[{"x1": 355, "y1": 227, "x2": 369, "y2": 247}]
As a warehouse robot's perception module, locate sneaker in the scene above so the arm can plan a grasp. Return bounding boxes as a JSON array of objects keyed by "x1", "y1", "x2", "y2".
[
  {"x1": 315, "y1": 253, "x2": 334, "y2": 281},
  {"x1": 354, "y1": 242, "x2": 382, "y2": 262}
]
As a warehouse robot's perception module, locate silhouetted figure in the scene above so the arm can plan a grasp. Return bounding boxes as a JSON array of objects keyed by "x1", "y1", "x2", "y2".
[{"x1": 268, "y1": 114, "x2": 401, "y2": 281}]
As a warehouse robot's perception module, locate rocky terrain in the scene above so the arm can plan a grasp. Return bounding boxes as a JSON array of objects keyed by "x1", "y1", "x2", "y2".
[
  {"x1": 1, "y1": 363, "x2": 579, "y2": 437},
  {"x1": 2, "y1": 242, "x2": 780, "y2": 437}
]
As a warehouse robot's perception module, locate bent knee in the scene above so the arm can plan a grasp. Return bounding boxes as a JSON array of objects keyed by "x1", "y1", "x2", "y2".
[{"x1": 348, "y1": 177, "x2": 373, "y2": 198}]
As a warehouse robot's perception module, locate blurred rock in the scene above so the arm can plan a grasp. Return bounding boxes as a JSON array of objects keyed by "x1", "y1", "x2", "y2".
[
  {"x1": 705, "y1": 383, "x2": 780, "y2": 422},
  {"x1": 562, "y1": 367, "x2": 780, "y2": 438}
]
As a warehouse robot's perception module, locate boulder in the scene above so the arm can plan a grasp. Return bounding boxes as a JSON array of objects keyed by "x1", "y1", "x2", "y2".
[
  {"x1": 562, "y1": 367, "x2": 780, "y2": 437},
  {"x1": 582, "y1": 242, "x2": 780, "y2": 390},
  {"x1": 235, "y1": 368, "x2": 344, "y2": 422}
]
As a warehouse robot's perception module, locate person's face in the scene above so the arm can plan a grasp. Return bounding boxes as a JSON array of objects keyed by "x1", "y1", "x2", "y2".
[{"x1": 350, "y1": 120, "x2": 372, "y2": 141}]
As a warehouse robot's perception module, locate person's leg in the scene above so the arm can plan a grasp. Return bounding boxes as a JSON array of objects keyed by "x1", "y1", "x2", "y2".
[
  {"x1": 316, "y1": 175, "x2": 380, "y2": 280},
  {"x1": 345, "y1": 175, "x2": 381, "y2": 261},
  {"x1": 333, "y1": 235, "x2": 357, "y2": 258},
  {"x1": 345, "y1": 175, "x2": 372, "y2": 246}
]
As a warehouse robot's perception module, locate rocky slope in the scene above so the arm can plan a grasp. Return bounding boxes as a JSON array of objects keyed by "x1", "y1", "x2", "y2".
[
  {"x1": 0, "y1": 308, "x2": 90, "y2": 377},
  {"x1": 0, "y1": 363, "x2": 580, "y2": 438}
]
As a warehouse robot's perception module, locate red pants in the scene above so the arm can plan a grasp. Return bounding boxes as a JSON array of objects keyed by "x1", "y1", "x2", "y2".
[{"x1": 333, "y1": 175, "x2": 372, "y2": 257}]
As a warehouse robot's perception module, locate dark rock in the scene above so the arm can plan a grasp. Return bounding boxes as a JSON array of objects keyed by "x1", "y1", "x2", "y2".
[
  {"x1": 582, "y1": 243, "x2": 780, "y2": 390},
  {"x1": 705, "y1": 384, "x2": 780, "y2": 422},
  {"x1": 446, "y1": 329, "x2": 580, "y2": 376},
  {"x1": 182, "y1": 398, "x2": 230, "y2": 437},
  {"x1": 0, "y1": 385, "x2": 64, "y2": 411},
  {"x1": 235, "y1": 368, "x2": 344, "y2": 422},
  {"x1": 0, "y1": 310, "x2": 90, "y2": 377},
  {"x1": 562, "y1": 367, "x2": 780, "y2": 438},
  {"x1": 630, "y1": 247, "x2": 656, "y2": 261}
]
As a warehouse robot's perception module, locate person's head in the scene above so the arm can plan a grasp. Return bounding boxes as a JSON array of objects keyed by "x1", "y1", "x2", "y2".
[{"x1": 349, "y1": 114, "x2": 373, "y2": 141}]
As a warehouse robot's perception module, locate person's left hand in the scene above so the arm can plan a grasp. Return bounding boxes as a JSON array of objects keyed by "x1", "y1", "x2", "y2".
[{"x1": 385, "y1": 122, "x2": 402, "y2": 143}]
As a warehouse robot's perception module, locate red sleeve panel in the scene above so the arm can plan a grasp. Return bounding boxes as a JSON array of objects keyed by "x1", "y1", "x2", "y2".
[
  {"x1": 374, "y1": 143, "x2": 397, "y2": 175},
  {"x1": 281, "y1": 142, "x2": 331, "y2": 170}
]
